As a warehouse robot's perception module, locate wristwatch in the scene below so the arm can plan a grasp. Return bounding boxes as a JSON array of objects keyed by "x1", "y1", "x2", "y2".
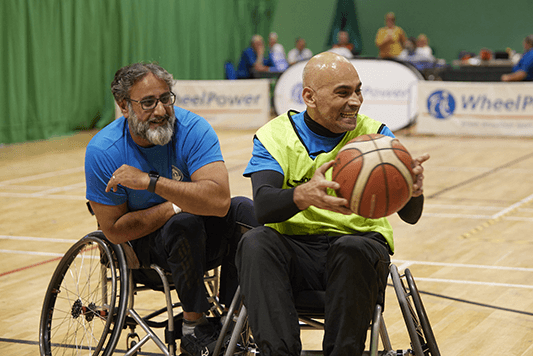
[{"x1": 147, "y1": 172, "x2": 160, "y2": 193}]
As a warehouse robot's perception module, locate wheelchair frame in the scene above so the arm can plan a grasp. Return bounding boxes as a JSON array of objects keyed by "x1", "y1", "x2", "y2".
[{"x1": 39, "y1": 231, "x2": 223, "y2": 356}]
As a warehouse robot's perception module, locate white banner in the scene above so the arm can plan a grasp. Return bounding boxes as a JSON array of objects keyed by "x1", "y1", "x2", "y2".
[
  {"x1": 273, "y1": 59, "x2": 423, "y2": 132},
  {"x1": 171, "y1": 79, "x2": 271, "y2": 129},
  {"x1": 417, "y1": 81, "x2": 533, "y2": 136}
]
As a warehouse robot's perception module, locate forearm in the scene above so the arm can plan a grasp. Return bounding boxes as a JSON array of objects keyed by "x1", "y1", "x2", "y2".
[
  {"x1": 154, "y1": 176, "x2": 231, "y2": 217},
  {"x1": 105, "y1": 201, "x2": 175, "y2": 244},
  {"x1": 502, "y1": 70, "x2": 527, "y2": 82}
]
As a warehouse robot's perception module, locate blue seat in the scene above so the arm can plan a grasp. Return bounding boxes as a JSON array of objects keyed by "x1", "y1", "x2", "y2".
[{"x1": 224, "y1": 61, "x2": 237, "y2": 80}]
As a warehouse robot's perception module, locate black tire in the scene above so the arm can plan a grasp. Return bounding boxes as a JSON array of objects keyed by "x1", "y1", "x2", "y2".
[
  {"x1": 390, "y1": 264, "x2": 426, "y2": 355},
  {"x1": 405, "y1": 269, "x2": 440, "y2": 356},
  {"x1": 39, "y1": 232, "x2": 129, "y2": 356}
]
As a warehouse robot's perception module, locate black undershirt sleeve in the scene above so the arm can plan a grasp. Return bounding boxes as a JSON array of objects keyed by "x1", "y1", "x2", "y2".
[
  {"x1": 397, "y1": 195, "x2": 424, "y2": 224},
  {"x1": 250, "y1": 170, "x2": 301, "y2": 224}
]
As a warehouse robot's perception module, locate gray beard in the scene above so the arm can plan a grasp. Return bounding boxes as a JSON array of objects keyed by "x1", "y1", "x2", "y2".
[{"x1": 127, "y1": 105, "x2": 175, "y2": 146}]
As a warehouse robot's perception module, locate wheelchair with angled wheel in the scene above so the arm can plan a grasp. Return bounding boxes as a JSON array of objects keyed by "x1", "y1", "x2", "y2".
[
  {"x1": 218, "y1": 263, "x2": 440, "y2": 356},
  {"x1": 39, "y1": 229, "x2": 235, "y2": 356}
]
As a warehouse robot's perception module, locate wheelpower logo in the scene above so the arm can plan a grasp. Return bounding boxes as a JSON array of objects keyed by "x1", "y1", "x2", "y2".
[
  {"x1": 427, "y1": 88, "x2": 533, "y2": 119},
  {"x1": 427, "y1": 90, "x2": 456, "y2": 119}
]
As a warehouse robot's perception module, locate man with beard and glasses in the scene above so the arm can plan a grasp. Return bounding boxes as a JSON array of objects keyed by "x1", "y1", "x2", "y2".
[
  {"x1": 236, "y1": 52, "x2": 429, "y2": 356},
  {"x1": 84, "y1": 62, "x2": 259, "y2": 356}
]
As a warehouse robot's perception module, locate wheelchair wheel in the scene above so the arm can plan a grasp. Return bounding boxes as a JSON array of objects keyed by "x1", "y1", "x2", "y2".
[
  {"x1": 390, "y1": 264, "x2": 431, "y2": 356},
  {"x1": 39, "y1": 232, "x2": 129, "y2": 356},
  {"x1": 405, "y1": 269, "x2": 440, "y2": 356}
]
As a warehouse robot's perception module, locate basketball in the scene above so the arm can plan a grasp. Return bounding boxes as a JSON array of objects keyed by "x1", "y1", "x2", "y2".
[{"x1": 332, "y1": 134, "x2": 415, "y2": 219}]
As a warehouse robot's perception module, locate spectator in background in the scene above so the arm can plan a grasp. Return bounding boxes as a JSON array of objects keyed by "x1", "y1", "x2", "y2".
[
  {"x1": 332, "y1": 30, "x2": 354, "y2": 53},
  {"x1": 269, "y1": 32, "x2": 289, "y2": 72},
  {"x1": 375, "y1": 12, "x2": 406, "y2": 59},
  {"x1": 237, "y1": 34, "x2": 275, "y2": 79},
  {"x1": 501, "y1": 34, "x2": 533, "y2": 82},
  {"x1": 416, "y1": 34, "x2": 433, "y2": 58},
  {"x1": 397, "y1": 37, "x2": 419, "y2": 62},
  {"x1": 287, "y1": 37, "x2": 313, "y2": 65},
  {"x1": 398, "y1": 37, "x2": 435, "y2": 63},
  {"x1": 328, "y1": 31, "x2": 354, "y2": 59}
]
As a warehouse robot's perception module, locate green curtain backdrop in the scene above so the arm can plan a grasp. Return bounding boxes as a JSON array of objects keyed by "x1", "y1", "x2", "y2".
[
  {"x1": 326, "y1": 0, "x2": 362, "y2": 54},
  {"x1": 0, "y1": 0, "x2": 277, "y2": 144}
]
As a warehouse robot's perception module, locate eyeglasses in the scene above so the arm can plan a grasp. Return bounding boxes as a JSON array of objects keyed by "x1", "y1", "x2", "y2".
[{"x1": 127, "y1": 92, "x2": 176, "y2": 110}]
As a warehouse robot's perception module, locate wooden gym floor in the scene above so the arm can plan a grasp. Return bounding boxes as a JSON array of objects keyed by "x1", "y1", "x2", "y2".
[{"x1": 1, "y1": 125, "x2": 533, "y2": 355}]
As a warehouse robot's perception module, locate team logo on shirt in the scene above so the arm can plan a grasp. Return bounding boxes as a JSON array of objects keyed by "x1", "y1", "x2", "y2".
[{"x1": 172, "y1": 165, "x2": 184, "y2": 181}]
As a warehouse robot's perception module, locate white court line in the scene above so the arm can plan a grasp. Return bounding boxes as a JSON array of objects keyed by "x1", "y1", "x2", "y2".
[
  {"x1": 422, "y1": 213, "x2": 492, "y2": 219},
  {"x1": 393, "y1": 259, "x2": 533, "y2": 272},
  {"x1": 0, "y1": 167, "x2": 84, "y2": 185},
  {"x1": 412, "y1": 277, "x2": 533, "y2": 290},
  {"x1": 0, "y1": 192, "x2": 86, "y2": 200},
  {"x1": 30, "y1": 182, "x2": 85, "y2": 197},
  {"x1": 425, "y1": 204, "x2": 503, "y2": 211},
  {"x1": 491, "y1": 192, "x2": 533, "y2": 219},
  {"x1": 0, "y1": 235, "x2": 79, "y2": 243},
  {"x1": 0, "y1": 249, "x2": 65, "y2": 257},
  {"x1": 422, "y1": 213, "x2": 533, "y2": 222}
]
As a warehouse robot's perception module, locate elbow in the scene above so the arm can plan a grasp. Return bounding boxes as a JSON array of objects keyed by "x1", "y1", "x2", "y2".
[
  {"x1": 214, "y1": 196, "x2": 231, "y2": 217},
  {"x1": 100, "y1": 228, "x2": 123, "y2": 245}
]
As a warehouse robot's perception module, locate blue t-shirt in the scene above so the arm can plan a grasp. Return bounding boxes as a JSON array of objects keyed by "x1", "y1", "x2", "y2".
[
  {"x1": 85, "y1": 106, "x2": 223, "y2": 211},
  {"x1": 513, "y1": 49, "x2": 533, "y2": 81},
  {"x1": 243, "y1": 111, "x2": 394, "y2": 176}
]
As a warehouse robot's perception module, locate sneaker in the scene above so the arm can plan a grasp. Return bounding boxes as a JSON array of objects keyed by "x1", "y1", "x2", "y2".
[{"x1": 180, "y1": 320, "x2": 221, "y2": 356}]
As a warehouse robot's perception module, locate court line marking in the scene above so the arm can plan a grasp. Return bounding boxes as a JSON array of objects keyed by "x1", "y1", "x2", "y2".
[
  {"x1": 427, "y1": 151, "x2": 533, "y2": 199},
  {"x1": 393, "y1": 259, "x2": 533, "y2": 272},
  {"x1": 409, "y1": 277, "x2": 533, "y2": 290},
  {"x1": 0, "y1": 235, "x2": 79, "y2": 243},
  {"x1": 0, "y1": 167, "x2": 84, "y2": 185},
  {"x1": 0, "y1": 192, "x2": 86, "y2": 200}
]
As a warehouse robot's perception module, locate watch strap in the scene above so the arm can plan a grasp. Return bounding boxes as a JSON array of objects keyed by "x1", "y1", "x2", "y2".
[{"x1": 147, "y1": 172, "x2": 160, "y2": 193}]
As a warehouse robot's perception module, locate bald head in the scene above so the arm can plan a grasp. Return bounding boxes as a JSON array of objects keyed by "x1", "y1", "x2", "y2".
[
  {"x1": 301, "y1": 52, "x2": 363, "y2": 133},
  {"x1": 303, "y1": 52, "x2": 355, "y2": 90}
]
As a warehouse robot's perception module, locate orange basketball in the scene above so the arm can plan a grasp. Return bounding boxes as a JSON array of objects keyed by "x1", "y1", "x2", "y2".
[{"x1": 332, "y1": 134, "x2": 415, "y2": 219}]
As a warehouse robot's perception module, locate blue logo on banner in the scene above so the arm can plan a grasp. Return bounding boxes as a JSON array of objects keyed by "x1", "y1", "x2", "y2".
[
  {"x1": 291, "y1": 83, "x2": 304, "y2": 104},
  {"x1": 427, "y1": 90, "x2": 456, "y2": 119}
]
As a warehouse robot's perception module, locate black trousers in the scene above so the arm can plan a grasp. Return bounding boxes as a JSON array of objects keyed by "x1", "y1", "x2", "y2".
[
  {"x1": 236, "y1": 226, "x2": 391, "y2": 356},
  {"x1": 131, "y1": 196, "x2": 258, "y2": 312}
]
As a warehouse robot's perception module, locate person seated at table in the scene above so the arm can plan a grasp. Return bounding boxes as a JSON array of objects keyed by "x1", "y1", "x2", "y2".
[
  {"x1": 416, "y1": 34, "x2": 434, "y2": 58},
  {"x1": 501, "y1": 34, "x2": 533, "y2": 82},
  {"x1": 237, "y1": 34, "x2": 276, "y2": 79}
]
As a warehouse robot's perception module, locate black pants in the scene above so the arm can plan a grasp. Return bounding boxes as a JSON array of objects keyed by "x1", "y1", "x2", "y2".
[
  {"x1": 132, "y1": 196, "x2": 258, "y2": 312},
  {"x1": 236, "y1": 226, "x2": 391, "y2": 356}
]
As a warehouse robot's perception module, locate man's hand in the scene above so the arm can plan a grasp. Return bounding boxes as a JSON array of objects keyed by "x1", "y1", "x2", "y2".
[
  {"x1": 293, "y1": 161, "x2": 353, "y2": 215},
  {"x1": 411, "y1": 153, "x2": 430, "y2": 197},
  {"x1": 106, "y1": 164, "x2": 150, "y2": 193}
]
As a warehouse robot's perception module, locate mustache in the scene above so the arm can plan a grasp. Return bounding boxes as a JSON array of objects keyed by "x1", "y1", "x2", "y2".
[{"x1": 148, "y1": 114, "x2": 171, "y2": 124}]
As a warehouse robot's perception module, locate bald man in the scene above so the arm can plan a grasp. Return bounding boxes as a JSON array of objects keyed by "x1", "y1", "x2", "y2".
[{"x1": 236, "y1": 52, "x2": 429, "y2": 356}]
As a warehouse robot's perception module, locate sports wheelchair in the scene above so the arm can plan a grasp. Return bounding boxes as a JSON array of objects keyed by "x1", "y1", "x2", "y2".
[
  {"x1": 39, "y1": 230, "x2": 237, "y2": 356},
  {"x1": 216, "y1": 264, "x2": 441, "y2": 356}
]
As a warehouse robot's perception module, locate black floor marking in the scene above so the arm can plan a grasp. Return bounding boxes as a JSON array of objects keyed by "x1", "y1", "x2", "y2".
[{"x1": 427, "y1": 151, "x2": 533, "y2": 199}]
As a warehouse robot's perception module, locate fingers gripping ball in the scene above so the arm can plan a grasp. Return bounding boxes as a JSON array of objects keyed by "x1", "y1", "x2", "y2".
[{"x1": 332, "y1": 134, "x2": 415, "y2": 219}]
